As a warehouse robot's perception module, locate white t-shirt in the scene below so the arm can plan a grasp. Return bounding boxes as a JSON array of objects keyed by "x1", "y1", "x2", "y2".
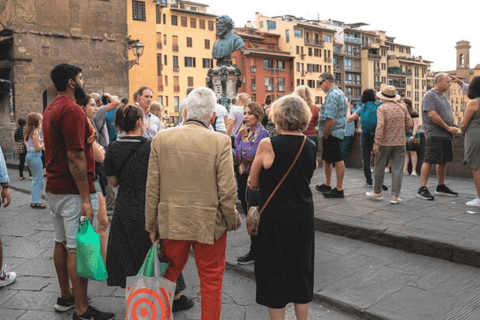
[
  {"x1": 215, "y1": 104, "x2": 228, "y2": 133},
  {"x1": 228, "y1": 105, "x2": 244, "y2": 136}
]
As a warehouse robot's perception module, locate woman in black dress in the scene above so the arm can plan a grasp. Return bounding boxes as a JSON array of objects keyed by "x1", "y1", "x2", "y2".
[{"x1": 248, "y1": 95, "x2": 317, "y2": 320}]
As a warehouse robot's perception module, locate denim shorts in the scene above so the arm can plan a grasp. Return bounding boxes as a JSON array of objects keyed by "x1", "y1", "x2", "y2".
[{"x1": 49, "y1": 193, "x2": 99, "y2": 249}]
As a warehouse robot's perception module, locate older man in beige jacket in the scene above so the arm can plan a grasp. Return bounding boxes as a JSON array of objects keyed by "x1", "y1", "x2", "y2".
[{"x1": 146, "y1": 87, "x2": 241, "y2": 320}]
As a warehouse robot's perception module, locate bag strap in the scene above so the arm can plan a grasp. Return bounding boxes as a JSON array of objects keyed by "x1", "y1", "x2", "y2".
[
  {"x1": 258, "y1": 136, "x2": 307, "y2": 215},
  {"x1": 116, "y1": 137, "x2": 147, "y2": 176}
]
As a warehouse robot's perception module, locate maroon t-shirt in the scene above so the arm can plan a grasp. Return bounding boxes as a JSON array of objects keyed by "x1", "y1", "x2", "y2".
[{"x1": 43, "y1": 95, "x2": 96, "y2": 194}]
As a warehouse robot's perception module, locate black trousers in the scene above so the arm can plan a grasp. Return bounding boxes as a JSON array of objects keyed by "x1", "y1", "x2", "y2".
[
  {"x1": 18, "y1": 152, "x2": 31, "y2": 177},
  {"x1": 236, "y1": 171, "x2": 258, "y2": 257}
]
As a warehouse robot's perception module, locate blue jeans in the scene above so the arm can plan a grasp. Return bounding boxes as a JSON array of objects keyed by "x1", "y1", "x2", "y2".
[
  {"x1": 341, "y1": 135, "x2": 355, "y2": 161},
  {"x1": 361, "y1": 132, "x2": 375, "y2": 184},
  {"x1": 25, "y1": 150, "x2": 44, "y2": 204}
]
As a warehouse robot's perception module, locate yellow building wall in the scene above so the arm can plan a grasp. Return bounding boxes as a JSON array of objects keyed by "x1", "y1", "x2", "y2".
[
  {"x1": 127, "y1": 0, "x2": 158, "y2": 102},
  {"x1": 256, "y1": 14, "x2": 334, "y2": 104},
  {"x1": 158, "y1": 7, "x2": 216, "y2": 119}
]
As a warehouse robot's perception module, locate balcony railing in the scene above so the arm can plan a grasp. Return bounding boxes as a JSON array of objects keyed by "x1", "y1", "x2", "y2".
[
  {"x1": 304, "y1": 38, "x2": 324, "y2": 47},
  {"x1": 388, "y1": 79, "x2": 406, "y2": 88},
  {"x1": 374, "y1": 68, "x2": 381, "y2": 74},
  {"x1": 345, "y1": 35, "x2": 361, "y2": 43},
  {"x1": 173, "y1": 66, "x2": 179, "y2": 72},
  {"x1": 266, "y1": 85, "x2": 274, "y2": 92},
  {"x1": 388, "y1": 67, "x2": 411, "y2": 76},
  {"x1": 368, "y1": 53, "x2": 381, "y2": 60},
  {"x1": 277, "y1": 85, "x2": 285, "y2": 92},
  {"x1": 172, "y1": 44, "x2": 179, "y2": 52}
]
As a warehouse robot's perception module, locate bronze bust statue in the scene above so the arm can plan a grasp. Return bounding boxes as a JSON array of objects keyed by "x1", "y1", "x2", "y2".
[{"x1": 212, "y1": 15, "x2": 244, "y2": 66}]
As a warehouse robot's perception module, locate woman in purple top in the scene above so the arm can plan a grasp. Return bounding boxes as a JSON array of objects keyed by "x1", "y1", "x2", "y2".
[{"x1": 233, "y1": 102, "x2": 268, "y2": 265}]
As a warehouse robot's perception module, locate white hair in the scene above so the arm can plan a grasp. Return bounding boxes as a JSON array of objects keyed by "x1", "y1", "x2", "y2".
[
  {"x1": 434, "y1": 73, "x2": 449, "y2": 84},
  {"x1": 185, "y1": 87, "x2": 216, "y2": 124}
]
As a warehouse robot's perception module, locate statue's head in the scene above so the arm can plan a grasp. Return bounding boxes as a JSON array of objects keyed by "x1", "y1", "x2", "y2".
[{"x1": 217, "y1": 15, "x2": 233, "y2": 37}]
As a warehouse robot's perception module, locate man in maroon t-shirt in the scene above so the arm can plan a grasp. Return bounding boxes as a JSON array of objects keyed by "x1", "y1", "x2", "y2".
[{"x1": 43, "y1": 63, "x2": 114, "y2": 320}]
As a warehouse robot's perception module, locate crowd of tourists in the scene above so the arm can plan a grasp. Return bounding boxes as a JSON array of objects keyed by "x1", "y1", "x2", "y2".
[{"x1": 0, "y1": 63, "x2": 479, "y2": 320}]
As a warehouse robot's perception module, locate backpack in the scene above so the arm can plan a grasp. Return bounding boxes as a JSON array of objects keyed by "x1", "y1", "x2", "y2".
[{"x1": 360, "y1": 101, "x2": 382, "y2": 134}]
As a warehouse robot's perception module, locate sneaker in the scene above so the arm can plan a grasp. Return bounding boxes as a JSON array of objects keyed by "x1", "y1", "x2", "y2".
[
  {"x1": 0, "y1": 267, "x2": 16, "y2": 288},
  {"x1": 315, "y1": 183, "x2": 331, "y2": 194},
  {"x1": 54, "y1": 295, "x2": 75, "y2": 312},
  {"x1": 466, "y1": 198, "x2": 480, "y2": 207},
  {"x1": 237, "y1": 252, "x2": 255, "y2": 265},
  {"x1": 435, "y1": 184, "x2": 458, "y2": 197},
  {"x1": 417, "y1": 186, "x2": 434, "y2": 200},
  {"x1": 382, "y1": 184, "x2": 389, "y2": 191},
  {"x1": 390, "y1": 195, "x2": 402, "y2": 205},
  {"x1": 385, "y1": 168, "x2": 390, "y2": 173},
  {"x1": 411, "y1": 171, "x2": 418, "y2": 176},
  {"x1": 173, "y1": 295, "x2": 194, "y2": 313},
  {"x1": 72, "y1": 306, "x2": 114, "y2": 320},
  {"x1": 366, "y1": 190, "x2": 383, "y2": 201},
  {"x1": 323, "y1": 188, "x2": 344, "y2": 198}
]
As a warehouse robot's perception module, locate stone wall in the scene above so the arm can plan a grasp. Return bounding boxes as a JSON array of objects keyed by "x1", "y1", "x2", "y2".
[
  {"x1": 327, "y1": 132, "x2": 472, "y2": 179},
  {"x1": 0, "y1": 0, "x2": 129, "y2": 159}
]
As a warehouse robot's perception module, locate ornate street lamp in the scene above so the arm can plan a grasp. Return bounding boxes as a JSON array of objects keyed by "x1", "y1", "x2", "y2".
[{"x1": 126, "y1": 40, "x2": 145, "y2": 70}]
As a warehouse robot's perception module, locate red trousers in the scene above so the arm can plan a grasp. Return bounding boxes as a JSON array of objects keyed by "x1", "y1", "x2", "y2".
[{"x1": 162, "y1": 233, "x2": 227, "y2": 320}]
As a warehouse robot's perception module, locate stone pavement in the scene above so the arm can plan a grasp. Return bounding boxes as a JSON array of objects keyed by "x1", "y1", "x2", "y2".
[{"x1": 0, "y1": 167, "x2": 356, "y2": 320}]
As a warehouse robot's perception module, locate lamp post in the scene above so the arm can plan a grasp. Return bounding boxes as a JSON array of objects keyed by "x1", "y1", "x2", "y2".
[{"x1": 126, "y1": 40, "x2": 145, "y2": 70}]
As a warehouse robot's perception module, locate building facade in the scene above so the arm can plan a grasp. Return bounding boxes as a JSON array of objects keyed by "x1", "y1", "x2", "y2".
[
  {"x1": 128, "y1": 0, "x2": 217, "y2": 125},
  {"x1": 232, "y1": 27, "x2": 294, "y2": 104},
  {"x1": 0, "y1": 0, "x2": 128, "y2": 159}
]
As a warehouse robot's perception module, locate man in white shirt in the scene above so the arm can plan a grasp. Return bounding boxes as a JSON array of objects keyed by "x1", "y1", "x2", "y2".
[{"x1": 137, "y1": 86, "x2": 162, "y2": 140}]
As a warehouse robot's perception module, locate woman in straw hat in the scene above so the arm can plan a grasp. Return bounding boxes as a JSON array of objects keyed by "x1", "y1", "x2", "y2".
[{"x1": 366, "y1": 85, "x2": 412, "y2": 204}]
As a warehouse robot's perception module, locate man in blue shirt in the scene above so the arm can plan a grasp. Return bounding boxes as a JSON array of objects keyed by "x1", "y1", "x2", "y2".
[
  {"x1": 315, "y1": 73, "x2": 348, "y2": 198},
  {"x1": 0, "y1": 146, "x2": 15, "y2": 288}
]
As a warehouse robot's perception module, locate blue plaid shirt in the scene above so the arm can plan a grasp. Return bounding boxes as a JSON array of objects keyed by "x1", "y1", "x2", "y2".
[
  {"x1": 0, "y1": 146, "x2": 10, "y2": 184},
  {"x1": 318, "y1": 86, "x2": 347, "y2": 139}
]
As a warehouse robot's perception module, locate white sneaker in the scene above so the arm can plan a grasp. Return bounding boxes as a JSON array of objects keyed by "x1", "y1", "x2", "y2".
[
  {"x1": 371, "y1": 168, "x2": 374, "y2": 173},
  {"x1": 366, "y1": 191, "x2": 383, "y2": 200},
  {"x1": 466, "y1": 198, "x2": 480, "y2": 207},
  {"x1": 385, "y1": 168, "x2": 390, "y2": 173},
  {"x1": 411, "y1": 171, "x2": 418, "y2": 176},
  {"x1": 0, "y1": 267, "x2": 17, "y2": 288},
  {"x1": 390, "y1": 195, "x2": 402, "y2": 205}
]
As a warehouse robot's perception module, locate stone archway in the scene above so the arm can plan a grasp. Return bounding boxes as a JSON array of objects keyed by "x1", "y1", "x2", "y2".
[{"x1": 42, "y1": 85, "x2": 57, "y2": 112}]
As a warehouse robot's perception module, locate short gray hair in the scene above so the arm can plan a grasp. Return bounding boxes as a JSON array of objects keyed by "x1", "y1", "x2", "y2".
[
  {"x1": 434, "y1": 73, "x2": 449, "y2": 84},
  {"x1": 185, "y1": 87, "x2": 216, "y2": 124}
]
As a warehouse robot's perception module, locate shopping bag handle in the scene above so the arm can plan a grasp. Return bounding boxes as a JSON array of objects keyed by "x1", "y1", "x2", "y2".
[{"x1": 153, "y1": 240, "x2": 160, "y2": 278}]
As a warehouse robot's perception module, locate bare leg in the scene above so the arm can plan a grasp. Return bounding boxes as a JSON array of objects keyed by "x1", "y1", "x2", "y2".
[
  {"x1": 436, "y1": 163, "x2": 447, "y2": 186},
  {"x1": 268, "y1": 307, "x2": 286, "y2": 320},
  {"x1": 323, "y1": 160, "x2": 332, "y2": 187},
  {"x1": 294, "y1": 303, "x2": 309, "y2": 320},
  {"x1": 96, "y1": 194, "x2": 109, "y2": 264},
  {"x1": 404, "y1": 151, "x2": 411, "y2": 172},
  {"x1": 335, "y1": 161, "x2": 345, "y2": 191},
  {"x1": 67, "y1": 251, "x2": 89, "y2": 316},
  {"x1": 53, "y1": 242, "x2": 71, "y2": 299},
  {"x1": 473, "y1": 169, "x2": 480, "y2": 198},
  {"x1": 420, "y1": 162, "x2": 433, "y2": 187},
  {"x1": 411, "y1": 151, "x2": 418, "y2": 174}
]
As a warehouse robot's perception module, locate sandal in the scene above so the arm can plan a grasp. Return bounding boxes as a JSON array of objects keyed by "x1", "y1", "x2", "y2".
[
  {"x1": 31, "y1": 203, "x2": 47, "y2": 209},
  {"x1": 19, "y1": 177, "x2": 25, "y2": 180}
]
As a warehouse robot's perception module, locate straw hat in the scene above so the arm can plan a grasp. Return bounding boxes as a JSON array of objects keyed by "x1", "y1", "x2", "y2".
[{"x1": 377, "y1": 85, "x2": 400, "y2": 101}]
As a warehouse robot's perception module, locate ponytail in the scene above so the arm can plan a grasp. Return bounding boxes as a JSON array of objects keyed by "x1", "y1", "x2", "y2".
[{"x1": 115, "y1": 104, "x2": 144, "y2": 133}]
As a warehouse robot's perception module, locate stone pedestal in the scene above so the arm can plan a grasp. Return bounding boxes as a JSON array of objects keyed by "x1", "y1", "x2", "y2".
[{"x1": 207, "y1": 65, "x2": 242, "y2": 112}]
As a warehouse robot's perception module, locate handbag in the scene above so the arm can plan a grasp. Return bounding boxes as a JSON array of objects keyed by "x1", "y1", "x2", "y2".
[
  {"x1": 137, "y1": 242, "x2": 169, "y2": 277},
  {"x1": 126, "y1": 241, "x2": 176, "y2": 320},
  {"x1": 246, "y1": 136, "x2": 307, "y2": 236},
  {"x1": 76, "y1": 218, "x2": 108, "y2": 281}
]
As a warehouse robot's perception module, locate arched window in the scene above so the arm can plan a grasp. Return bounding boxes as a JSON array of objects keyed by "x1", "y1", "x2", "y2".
[{"x1": 459, "y1": 54, "x2": 465, "y2": 67}]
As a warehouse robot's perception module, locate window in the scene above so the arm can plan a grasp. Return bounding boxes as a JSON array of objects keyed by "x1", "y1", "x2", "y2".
[
  {"x1": 172, "y1": 35, "x2": 178, "y2": 52},
  {"x1": 208, "y1": 20, "x2": 214, "y2": 31},
  {"x1": 345, "y1": 59, "x2": 352, "y2": 70},
  {"x1": 202, "y1": 58, "x2": 213, "y2": 68},
  {"x1": 286, "y1": 29, "x2": 290, "y2": 43},
  {"x1": 186, "y1": 37, "x2": 193, "y2": 47},
  {"x1": 205, "y1": 39, "x2": 210, "y2": 49},
  {"x1": 308, "y1": 48, "x2": 313, "y2": 56},
  {"x1": 173, "y1": 76, "x2": 179, "y2": 93},
  {"x1": 165, "y1": 96, "x2": 169, "y2": 107},
  {"x1": 188, "y1": 76, "x2": 194, "y2": 87},
  {"x1": 277, "y1": 61, "x2": 285, "y2": 70},
  {"x1": 251, "y1": 94, "x2": 256, "y2": 102},
  {"x1": 251, "y1": 77, "x2": 256, "y2": 90},
  {"x1": 307, "y1": 80, "x2": 315, "y2": 89},
  {"x1": 264, "y1": 59, "x2": 274, "y2": 69},
  {"x1": 181, "y1": 16, "x2": 187, "y2": 27},
  {"x1": 165, "y1": 75, "x2": 168, "y2": 86},
  {"x1": 164, "y1": 55, "x2": 167, "y2": 66},
  {"x1": 171, "y1": 15, "x2": 178, "y2": 26},
  {"x1": 259, "y1": 21, "x2": 263, "y2": 28},
  {"x1": 158, "y1": 95, "x2": 163, "y2": 104},
  {"x1": 185, "y1": 57, "x2": 196, "y2": 67},
  {"x1": 156, "y1": 5, "x2": 161, "y2": 24},
  {"x1": 174, "y1": 96, "x2": 179, "y2": 111},
  {"x1": 163, "y1": 34, "x2": 167, "y2": 45},
  {"x1": 156, "y1": 33, "x2": 162, "y2": 49},
  {"x1": 277, "y1": 78, "x2": 285, "y2": 91},
  {"x1": 132, "y1": 1, "x2": 146, "y2": 21},
  {"x1": 323, "y1": 34, "x2": 331, "y2": 42},
  {"x1": 157, "y1": 54, "x2": 162, "y2": 76},
  {"x1": 172, "y1": 56, "x2": 179, "y2": 67},
  {"x1": 265, "y1": 77, "x2": 274, "y2": 91},
  {"x1": 315, "y1": 96, "x2": 322, "y2": 105},
  {"x1": 163, "y1": 14, "x2": 166, "y2": 25},
  {"x1": 267, "y1": 20, "x2": 276, "y2": 30},
  {"x1": 294, "y1": 29, "x2": 302, "y2": 38},
  {"x1": 199, "y1": 19, "x2": 206, "y2": 29},
  {"x1": 190, "y1": 18, "x2": 196, "y2": 28},
  {"x1": 314, "y1": 49, "x2": 321, "y2": 57}
]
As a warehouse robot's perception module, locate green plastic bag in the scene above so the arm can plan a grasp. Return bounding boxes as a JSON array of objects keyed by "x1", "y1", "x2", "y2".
[
  {"x1": 76, "y1": 217, "x2": 108, "y2": 281},
  {"x1": 137, "y1": 242, "x2": 169, "y2": 277}
]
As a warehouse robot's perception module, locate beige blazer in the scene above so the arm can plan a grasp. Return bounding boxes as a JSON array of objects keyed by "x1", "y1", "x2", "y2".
[{"x1": 145, "y1": 121, "x2": 241, "y2": 245}]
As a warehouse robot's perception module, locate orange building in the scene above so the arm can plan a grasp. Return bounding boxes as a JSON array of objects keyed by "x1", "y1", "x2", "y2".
[{"x1": 232, "y1": 28, "x2": 294, "y2": 104}]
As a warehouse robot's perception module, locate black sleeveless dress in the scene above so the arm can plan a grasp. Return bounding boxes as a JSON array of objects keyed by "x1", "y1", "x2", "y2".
[{"x1": 254, "y1": 135, "x2": 317, "y2": 308}]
